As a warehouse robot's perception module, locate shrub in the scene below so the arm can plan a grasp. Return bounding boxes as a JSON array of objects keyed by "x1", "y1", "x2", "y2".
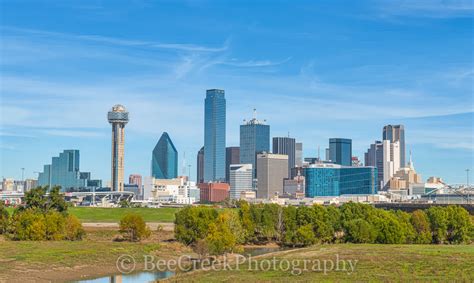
[
  {"x1": 44, "y1": 211, "x2": 66, "y2": 240},
  {"x1": 10, "y1": 209, "x2": 46, "y2": 241},
  {"x1": 119, "y1": 213, "x2": 151, "y2": 242},
  {"x1": 65, "y1": 215, "x2": 85, "y2": 241}
]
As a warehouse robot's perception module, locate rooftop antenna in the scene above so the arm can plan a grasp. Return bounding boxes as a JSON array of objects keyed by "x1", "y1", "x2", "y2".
[
  {"x1": 318, "y1": 146, "x2": 320, "y2": 162},
  {"x1": 253, "y1": 108, "x2": 257, "y2": 120},
  {"x1": 288, "y1": 131, "x2": 290, "y2": 138}
]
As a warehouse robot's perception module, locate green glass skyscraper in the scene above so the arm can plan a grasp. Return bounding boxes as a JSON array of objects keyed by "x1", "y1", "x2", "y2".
[
  {"x1": 152, "y1": 132, "x2": 178, "y2": 179},
  {"x1": 204, "y1": 89, "x2": 226, "y2": 182}
]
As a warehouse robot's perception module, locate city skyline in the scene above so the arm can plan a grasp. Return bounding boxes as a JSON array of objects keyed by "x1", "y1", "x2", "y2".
[{"x1": 1, "y1": 1, "x2": 472, "y2": 184}]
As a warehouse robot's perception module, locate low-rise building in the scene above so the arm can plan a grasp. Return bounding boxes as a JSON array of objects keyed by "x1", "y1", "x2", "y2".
[
  {"x1": 198, "y1": 182, "x2": 229, "y2": 203},
  {"x1": 304, "y1": 163, "x2": 377, "y2": 197}
]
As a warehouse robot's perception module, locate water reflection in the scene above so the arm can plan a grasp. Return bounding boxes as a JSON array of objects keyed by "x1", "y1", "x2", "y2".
[{"x1": 75, "y1": 271, "x2": 175, "y2": 283}]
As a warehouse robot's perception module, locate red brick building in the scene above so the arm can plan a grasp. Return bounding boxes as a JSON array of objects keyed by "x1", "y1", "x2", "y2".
[{"x1": 198, "y1": 183, "x2": 230, "y2": 203}]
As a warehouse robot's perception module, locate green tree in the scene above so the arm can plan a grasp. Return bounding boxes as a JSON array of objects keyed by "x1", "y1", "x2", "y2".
[
  {"x1": 175, "y1": 206, "x2": 218, "y2": 245},
  {"x1": 345, "y1": 219, "x2": 377, "y2": 243},
  {"x1": 119, "y1": 213, "x2": 151, "y2": 242},
  {"x1": 394, "y1": 210, "x2": 416, "y2": 243},
  {"x1": 24, "y1": 187, "x2": 48, "y2": 212},
  {"x1": 239, "y1": 201, "x2": 255, "y2": 242},
  {"x1": 426, "y1": 206, "x2": 448, "y2": 244},
  {"x1": 410, "y1": 210, "x2": 432, "y2": 244},
  {"x1": 373, "y1": 210, "x2": 406, "y2": 244},
  {"x1": 47, "y1": 186, "x2": 68, "y2": 213},
  {"x1": 0, "y1": 202, "x2": 9, "y2": 234},
  {"x1": 293, "y1": 224, "x2": 316, "y2": 247},
  {"x1": 445, "y1": 206, "x2": 471, "y2": 244},
  {"x1": 282, "y1": 206, "x2": 298, "y2": 246},
  {"x1": 205, "y1": 212, "x2": 237, "y2": 255},
  {"x1": 313, "y1": 219, "x2": 334, "y2": 243}
]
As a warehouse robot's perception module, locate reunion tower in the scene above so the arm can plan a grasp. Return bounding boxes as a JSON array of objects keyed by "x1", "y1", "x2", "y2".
[{"x1": 108, "y1": 104, "x2": 129, "y2": 192}]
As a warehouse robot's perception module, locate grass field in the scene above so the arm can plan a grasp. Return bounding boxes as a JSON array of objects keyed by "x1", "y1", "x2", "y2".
[
  {"x1": 0, "y1": 229, "x2": 188, "y2": 282},
  {"x1": 6, "y1": 207, "x2": 179, "y2": 223},
  {"x1": 171, "y1": 244, "x2": 474, "y2": 282},
  {"x1": 69, "y1": 207, "x2": 179, "y2": 222}
]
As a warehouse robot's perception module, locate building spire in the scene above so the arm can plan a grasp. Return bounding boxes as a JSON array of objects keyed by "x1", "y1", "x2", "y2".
[{"x1": 408, "y1": 150, "x2": 414, "y2": 170}]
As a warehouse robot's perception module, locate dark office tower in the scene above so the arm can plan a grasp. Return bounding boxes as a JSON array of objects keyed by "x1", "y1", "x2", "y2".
[
  {"x1": 240, "y1": 110, "x2": 270, "y2": 177},
  {"x1": 151, "y1": 132, "x2": 178, "y2": 179},
  {"x1": 225, "y1": 146, "x2": 240, "y2": 183},
  {"x1": 383, "y1": 125, "x2": 405, "y2": 167},
  {"x1": 272, "y1": 137, "x2": 296, "y2": 177},
  {"x1": 365, "y1": 141, "x2": 384, "y2": 190},
  {"x1": 329, "y1": 138, "x2": 352, "y2": 166},
  {"x1": 196, "y1": 146, "x2": 204, "y2": 184},
  {"x1": 204, "y1": 89, "x2": 226, "y2": 182}
]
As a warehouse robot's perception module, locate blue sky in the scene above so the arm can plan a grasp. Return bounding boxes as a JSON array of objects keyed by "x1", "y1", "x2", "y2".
[{"x1": 0, "y1": 0, "x2": 473, "y2": 184}]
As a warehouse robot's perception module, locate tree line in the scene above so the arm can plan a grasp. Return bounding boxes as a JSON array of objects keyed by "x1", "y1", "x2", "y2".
[
  {"x1": 174, "y1": 201, "x2": 474, "y2": 255},
  {"x1": 0, "y1": 187, "x2": 84, "y2": 241}
]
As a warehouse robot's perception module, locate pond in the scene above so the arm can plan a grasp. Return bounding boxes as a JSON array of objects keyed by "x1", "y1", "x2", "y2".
[
  {"x1": 75, "y1": 271, "x2": 175, "y2": 283},
  {"x1": 74, "y1": 246, "x2": 286, "y2": 282}
]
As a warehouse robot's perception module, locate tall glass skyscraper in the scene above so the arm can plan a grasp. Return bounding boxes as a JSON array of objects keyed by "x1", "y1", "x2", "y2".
[
  {"x1": 152, "y1": 132, "x2": 178, "y2": 179},
  {"x1": 240, "y1": 112, "x2": 270, "y2": 177},
  {"x1": 204, "y1": 89, "x2": 226, "y2": 182},
  {"x1": 383, "y1": 125, "x2": 405, "y2": 167},
  {"x1": 329, "y1": 138, "x2": 352, "y2": 166},
  {"x1": 38, "y1": 150, "x2": 99, "y2": 191}
]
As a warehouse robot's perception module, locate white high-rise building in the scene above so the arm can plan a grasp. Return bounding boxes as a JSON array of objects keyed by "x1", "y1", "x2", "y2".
[
  {"x1": 383, "y1": 140, "x2": 400, "y2": 188},
  {"x1": 229, "y1": 164, "x2": 253, "y2": 199}
]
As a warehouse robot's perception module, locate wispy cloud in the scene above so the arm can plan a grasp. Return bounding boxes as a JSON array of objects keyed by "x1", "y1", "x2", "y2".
[
  {"x1": 373, "y1": 0, "x2": 474, "y2": 18},
  {"x1": 1, "y1": 26, "x2": 230, "y2": 53}
]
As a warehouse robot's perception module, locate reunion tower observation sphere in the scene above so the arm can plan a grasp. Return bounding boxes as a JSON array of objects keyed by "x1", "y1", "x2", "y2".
[
  {"x1": 107, "y1": 104, "x2": 129, "y2": 124},
  {"x1": 108, "y1": 104, "x2": 129, "y2": 192}
]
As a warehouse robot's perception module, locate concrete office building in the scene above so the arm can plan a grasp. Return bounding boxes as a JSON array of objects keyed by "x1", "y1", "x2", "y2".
[
  {"x1": 225, "y1": 147, "x2": 240, "y2": 183},
  {"x1": 329, "y1": 138, "x2": 352, "y2": 166},
  {"x1": 240, "y1": 110, "x2": 270, "y2": 177},
  {"x1": 256, "y1": 153, "x2": 288, "y2": 199},
  {"x1": 229, "y1": 164, "x2": 253, "y2": 199},
  {"x1": 204, "y1": 89, "x2": 226, "y2": 182},
  {"x1": 295, "y1": 142, "x2": 303, "y2": 167},
  {"x1": 108, "y1": 104, "x2": 129, "y2": 191},
  {"x1": 129, "y1": 174, "x2": 142, "y2": 189},
  {"x1": 273, "y1": 137, "x2": 296, "y2": 177},
  {"x1": 383, "y1": 140, "x2": 400, "y2": 189},
  {"x1": 383, "y1": 124, "x2": 405, "y2": 167}
]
